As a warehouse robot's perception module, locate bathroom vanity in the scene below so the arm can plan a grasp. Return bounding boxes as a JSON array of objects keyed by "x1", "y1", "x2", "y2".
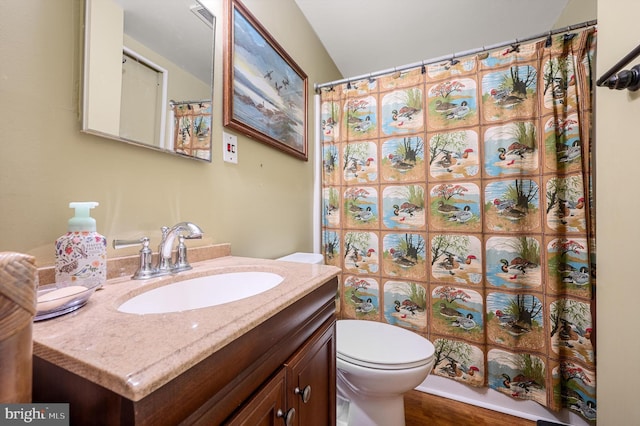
[{"x1": 31, "y1": 252, "x2": 339, "y2": 425}]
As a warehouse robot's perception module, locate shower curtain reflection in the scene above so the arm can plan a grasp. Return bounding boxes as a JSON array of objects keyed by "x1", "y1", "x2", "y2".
[
  {"x1": 319, "y1": 27, "x2": 597, "y2": 422},
  {"x1": 170, "y1": 101, "x2": 212, "y2": 161}
]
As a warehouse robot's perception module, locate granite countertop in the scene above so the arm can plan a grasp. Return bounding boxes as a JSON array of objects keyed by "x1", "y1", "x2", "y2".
[{"x1": 32, "y1": 252, "x2": 340, "y2": 401}]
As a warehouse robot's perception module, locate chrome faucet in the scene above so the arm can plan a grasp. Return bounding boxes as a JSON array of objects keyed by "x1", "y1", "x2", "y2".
[
  {"x1": 113, "y1": 222, "x2": 203, "y2": 280},
  {"x1": 157, "y1": 222, "x2": 203, "y2": 274}
]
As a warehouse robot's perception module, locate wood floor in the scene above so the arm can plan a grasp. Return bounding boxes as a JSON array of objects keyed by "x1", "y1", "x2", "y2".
[{"x1": 404, "y1": 390, "x2": 536, "y2": 426}]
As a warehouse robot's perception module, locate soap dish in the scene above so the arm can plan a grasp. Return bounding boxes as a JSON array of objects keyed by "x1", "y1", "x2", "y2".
[{"x1": 35, "y1": 282, "x2": 100, "y2": 321}]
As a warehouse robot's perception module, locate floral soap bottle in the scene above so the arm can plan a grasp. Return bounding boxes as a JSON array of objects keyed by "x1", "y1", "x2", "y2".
[{"x1": 55, "y1": 202, "x2": 107, "y2": 288}]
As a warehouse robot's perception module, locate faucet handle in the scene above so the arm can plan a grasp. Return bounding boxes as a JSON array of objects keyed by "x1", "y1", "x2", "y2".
[
  {"x1": 173, "y1": 235, "x2": 192, "y2": 272},
  {"x1": 113, "y1": 237, "x2": 156, "y2": 280},
  {"x1": 113, "y1": 237, "x2": 148, "y2": 249}
]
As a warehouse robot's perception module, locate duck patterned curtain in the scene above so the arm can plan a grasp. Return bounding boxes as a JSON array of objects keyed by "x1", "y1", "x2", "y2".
[
  {"x1": 319, "y1": 27, "x2": 596, "y2": 422},
  {"x1": 171, "y1": 101, "x2": 212, "y2": 161}
]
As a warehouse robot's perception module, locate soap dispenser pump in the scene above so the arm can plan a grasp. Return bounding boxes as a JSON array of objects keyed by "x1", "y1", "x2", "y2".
[{"x1": 54, "y1": 202, "x2": 107, "y2": 288}]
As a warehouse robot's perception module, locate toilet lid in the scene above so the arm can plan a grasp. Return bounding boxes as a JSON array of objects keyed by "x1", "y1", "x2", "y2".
[{"x1": 337, "y1": 320, "x2": 434, "y2": 370}]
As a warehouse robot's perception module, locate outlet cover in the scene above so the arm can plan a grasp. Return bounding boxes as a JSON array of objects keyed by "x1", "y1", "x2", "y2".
[{"x1": 223, "y1": 132, "x2": 238, "y2": 163}]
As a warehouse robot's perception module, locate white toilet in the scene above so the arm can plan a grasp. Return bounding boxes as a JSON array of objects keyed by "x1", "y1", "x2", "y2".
[
  {"x1": 336, "y1": 319, "x2": 435, "y2": 426},
  {"x1": 276, "y1": 253, "x2": 434, "y2": 425},
  {"x1": 276, "y1": 251, "x2": 325, "y2": 264}
]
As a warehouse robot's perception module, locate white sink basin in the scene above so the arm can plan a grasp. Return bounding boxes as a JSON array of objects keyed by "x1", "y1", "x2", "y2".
[{"x1": 117, "y1": 271, "x2": 284, "y2": 314}]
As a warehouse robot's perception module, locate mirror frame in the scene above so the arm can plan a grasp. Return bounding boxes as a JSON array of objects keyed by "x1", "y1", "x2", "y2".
[{"x1": 81, "y1": 0, "x2": 216, "y2": 162}]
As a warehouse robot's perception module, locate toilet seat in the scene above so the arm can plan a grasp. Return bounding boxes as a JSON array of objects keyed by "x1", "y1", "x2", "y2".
[{"x1": 337, "y1": 320, "x2": 434, "y2": 370}]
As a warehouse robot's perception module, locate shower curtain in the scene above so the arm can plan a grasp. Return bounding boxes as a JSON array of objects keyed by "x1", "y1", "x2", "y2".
[
  {"x1": 171, "y1": 101, "x2": 212, "y2": 161},
  {"x1": 319, "y1": 27, "x2": 596, "y2": 421}
]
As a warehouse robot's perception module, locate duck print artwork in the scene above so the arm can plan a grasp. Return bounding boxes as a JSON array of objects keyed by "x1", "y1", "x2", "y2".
[
  {"x1": 343, "y1": 141, "x2": 378, "y2": 183},
  {"x1": 344, "y1": 96, "x2": 378, "y2": 139},
  {"x1": 343, "y1": 231, "x2": 378, "y2": 274},
  {"x1": 432, "y1": 338, "x2": 484, "y2": 387},
  {"x1": 430, "y1": 234, "x2": 483, "y2": 285},
  {"x1": 554, "y1": 361, "x2": 596, "y2": 421},
  {"x1": 322, "y1": 230, "x2": 340, "y2": 265},
  {"x1": 428, "y1": 130, "x2": 480, "y2": 179},
  {"x1": 320, "y1": 100, "x2": 340, "y2": 142},
  {"x1": 488, "y1": 349, "x2": 546, "y2": 405},
  {"x1": 481, "y1": 65, "x2": 538, "y2": 122},
  {"x1": 381, "y1": 136, "x2": 426, "y2": 182},
  {"x1": 426, "y1": 78, "x2": 479, "y2": 131},
  {"x1": 484, "y1": 179, "x2": 541, "y2": 232},
  {"x1": 427, "y1": 57, "x2": 476, "y2": 79},
  {"x1": 383, "y1": 233, "x2": 426, "y2": 280},
  {"x1": 378, "y1": 67, "x2": 424, "y2": 90},
  {"x1": 343, "y1": 187, "x2": 379, "y2": 229},
  {"x1": 541, "y1": 56, "x2": 578, "y2": 110},
  {"x1": 486, "y1": 292, "x2": 545, "y2": 350},
  {"x1": 383, "y1": 280, "x2": 427, "y2": 330},
  {"x1": 478, "y1": 41, "x2": 537, "y2": 69},
  {"x1": 381, "y1": 88, "x2": 424, "y2": 135},
  {"x1": 486, "y1": 236, "x2": 541, "y2": 289},
  {"x1": 546, "y1": 237, "x2": 590, "y2": 297},
  {"x1": 344, "y1": 276, "x2": 379, "y2": 319},
  {"x1": 430, "y1": 183, "x2": 481, "y2": 232},
  {"x1": 382, "y1": 184, "x2": 426, "y2": 230},
  {"x1": 545, "y1": 175, "x2": 586, "y2": 233},
  {"x1": 432, "y1": 285, "x2": 484, "y2": 342},
  {"x1": 550, "y1": 298, "x2": 594, "y2": 364},
  {"x1": 322, "y1": 144, "x2": 340, "y2": 185},
  {"x1": 322, "y1": 188, "x2": 340, "y2": 228},
  {"x1": 543, "y1": 114, "x2": 583, "y2": 173},
  {"x1": 484, "y1": 122, "x2": 538, "y2": 177}
]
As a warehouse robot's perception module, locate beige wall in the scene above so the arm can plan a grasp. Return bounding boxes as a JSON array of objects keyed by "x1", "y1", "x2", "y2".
[
  {"x1": 596, "y1": 1, "x2": 640, "y2": 424},
  {"x1": 0, "y1": 0, "x2": 341, "y2": 264},
  {"x1": 554, "y1": 0, "x2": 597, "y2": 29}
]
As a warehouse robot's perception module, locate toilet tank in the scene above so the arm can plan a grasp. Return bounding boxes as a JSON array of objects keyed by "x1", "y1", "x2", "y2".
[{"x1": 276, "y1": 252, "x2": 324, "y2": 264}]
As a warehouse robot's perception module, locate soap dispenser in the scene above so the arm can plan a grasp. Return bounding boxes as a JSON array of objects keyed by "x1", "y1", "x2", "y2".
[{"x1": 54, "y1": 202, "x2": 107, "y2": 288}]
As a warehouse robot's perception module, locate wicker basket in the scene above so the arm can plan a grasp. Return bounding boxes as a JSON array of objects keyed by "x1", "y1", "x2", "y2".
[{"x1": 0, "y1": 252, "x2": 37, "y2": 403}]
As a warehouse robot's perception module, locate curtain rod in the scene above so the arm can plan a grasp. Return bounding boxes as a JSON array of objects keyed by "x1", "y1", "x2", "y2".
[
  {"x1": 169, "y1": 99, "x2": 211, "y2": 106},
  {"x1": 314, "y1": 19, "x2": 597, "y2": 92},
  {"x1": 596, "y1": 43, "x2": 640, "y2": 87}
]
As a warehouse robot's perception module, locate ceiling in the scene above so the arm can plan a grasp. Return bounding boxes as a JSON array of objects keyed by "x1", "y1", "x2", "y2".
[
  {"x1": 294, "y1": 0, "x2": 570, "y2": 80},
  {"x1": 113, "y1": 0, "x2": 215, "y2": 84}
]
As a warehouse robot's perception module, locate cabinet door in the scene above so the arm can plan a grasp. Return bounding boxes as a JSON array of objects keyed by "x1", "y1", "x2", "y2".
[
  {"x1": 285, "y1": 320, "x2": 336, "y2": 426},
  {"x1": 225, "y1": 369, "x2": 293, "y2": 426}
]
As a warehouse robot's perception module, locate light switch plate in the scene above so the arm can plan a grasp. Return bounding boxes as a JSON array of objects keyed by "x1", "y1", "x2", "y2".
[{"x1": 223, "y1": 132, "x2": 238, "y2": 163}]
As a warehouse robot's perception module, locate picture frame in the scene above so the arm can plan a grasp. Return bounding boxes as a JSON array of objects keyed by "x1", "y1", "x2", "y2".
[{"x1": 223, "y1": 0, "x2": 308, "y2": 161}]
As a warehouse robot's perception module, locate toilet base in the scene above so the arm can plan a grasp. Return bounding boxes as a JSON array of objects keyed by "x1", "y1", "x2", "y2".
[
  {"x1": 340, "y1": 393, "x2": 405, "y2": 426},
  {"x1": 337, "y1": 370, "x2": 407, "y2": 426}
]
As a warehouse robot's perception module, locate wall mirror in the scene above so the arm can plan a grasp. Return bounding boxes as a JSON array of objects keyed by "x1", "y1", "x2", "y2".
[{"x1": 82, "y1": 0, "x2": 216, "y2": 162}]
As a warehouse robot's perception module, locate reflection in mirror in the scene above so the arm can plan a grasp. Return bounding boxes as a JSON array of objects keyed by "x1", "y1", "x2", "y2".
[{"x1": 82, "y1": 0, "x2": 215, "y2": 161}]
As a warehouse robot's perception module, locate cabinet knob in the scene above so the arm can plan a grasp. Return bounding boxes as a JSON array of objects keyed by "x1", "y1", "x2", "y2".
[
  {"x1": 276, "y1": 408, "x2": 295, "y2": 426},
  {"x1": 294, "y1": 385, "x2": 312, "y2": 403}
]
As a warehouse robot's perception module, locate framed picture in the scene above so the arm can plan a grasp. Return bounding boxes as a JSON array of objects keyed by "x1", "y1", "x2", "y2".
[{"x1": 223, "y1": 0, "x2": 308, "y2": 161}]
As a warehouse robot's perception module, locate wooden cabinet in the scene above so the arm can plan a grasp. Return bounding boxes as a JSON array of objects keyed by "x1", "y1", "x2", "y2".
[
  {"x1": 32, "y1": 277, "x2": 337, "y2": 426},
  {"x1": 285, "y1": 320, "x2": 336, "y2": 426},
  {"x1": 225, "y1": 369, "x2": 288, "y2": 426},
  {"x1": 226, "y1": 319, "x2": 336, "y2": 426}
]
